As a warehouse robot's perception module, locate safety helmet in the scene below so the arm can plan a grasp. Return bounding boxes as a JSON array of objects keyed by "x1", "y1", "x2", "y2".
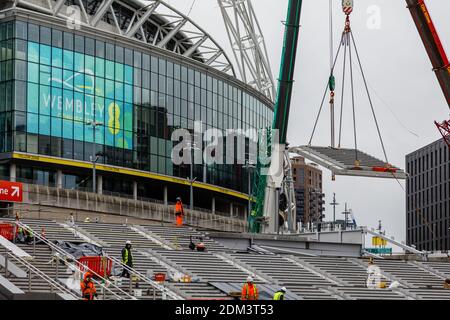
[
  {"x1": 176, "y1": 197, "x2": 181, "y2": 201},
  {"x1": 280, "y1": 287, "x2": 287, "y2": 292},
  {"x1": 246, "y1": 276, "x2": 254, "y2": 282},
  {"x1": 126, "y1": 240, "x2": 132, "y2": 245},
  {"x1": 84, "y1": 217, "x2": 91, "y2": 223}
]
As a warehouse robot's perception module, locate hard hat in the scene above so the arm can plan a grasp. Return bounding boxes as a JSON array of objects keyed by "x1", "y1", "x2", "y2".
[
  {"x1": 280, "y1": 287, "x2": 287, "y2": 292},
  {"x1": 246, "y1": 276, "x2": 254, "y2": 282},
  {"x1": 176, "y1": 197, "x2": 181, "y2": 201},
  {"x1": 126, "y1": 240, "x2": 132, "y2": 245},
  {"x1": 84, "y1": 217, "x2": 90, "y2": 222}
]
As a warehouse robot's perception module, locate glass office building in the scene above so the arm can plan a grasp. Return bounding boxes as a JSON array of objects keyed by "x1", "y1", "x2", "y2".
[{"x1": 0, "y1": 2, "x2": 274, "y2": 215}]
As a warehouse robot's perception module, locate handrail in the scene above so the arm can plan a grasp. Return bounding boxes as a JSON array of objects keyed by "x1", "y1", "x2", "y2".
[
  {"x1": 107, "y1": 255, "x2": 183, "y2": 300},
  {"x1": 5, "y1": 251, "x2": 79, "y2": 299},
  {"x1": 15, "y1": 221, "x2": 137, "y2": 300}
]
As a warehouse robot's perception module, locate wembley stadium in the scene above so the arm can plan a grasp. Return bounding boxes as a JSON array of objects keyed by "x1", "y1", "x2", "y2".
[{"x1": 0, "y1": 0, "x2": 274, "y2": 218}]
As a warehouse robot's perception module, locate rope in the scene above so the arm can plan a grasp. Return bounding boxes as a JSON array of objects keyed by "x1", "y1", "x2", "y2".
[
  {"x1": 308, "y1": 32, "x2": 345, "y2": 146},
  {"x1": 329, "y1": 0, "x2": 334, "y2": 72},
  {"x1": 338, "y1": 33, "x2": 348, "y2": 148},
  {"x1": 350, "y1": 31, "x2": 389, "y2": 164},
  {"x1": 348, "y1": 31, "x2": 358, "y2": 162}
]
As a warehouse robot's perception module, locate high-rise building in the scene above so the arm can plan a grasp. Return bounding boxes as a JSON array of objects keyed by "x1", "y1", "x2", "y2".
[
  {"x1": 406, "y1": 138, "x2": 450, "y2": 251},
  {"x1": 291, "y1": 156, "x2": 325, "y2": 226}
]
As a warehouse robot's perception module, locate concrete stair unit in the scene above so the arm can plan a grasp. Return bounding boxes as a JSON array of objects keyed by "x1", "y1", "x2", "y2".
[{"x1": 2, "y1": 218, "x2": 450, "y2": 300}]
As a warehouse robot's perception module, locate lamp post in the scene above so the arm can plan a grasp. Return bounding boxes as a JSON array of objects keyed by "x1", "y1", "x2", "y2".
[
  {"x1": 243, "y1": 160, "x2": 256, "y2": 220},
  {"x1": 87, "y1": 120, "x2": 103, "y2": 193},
  {"x1": 329, "y1": 193, "x2": 339, "y2": 230}
]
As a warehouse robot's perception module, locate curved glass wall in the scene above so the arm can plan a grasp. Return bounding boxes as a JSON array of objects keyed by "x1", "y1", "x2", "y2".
[{"x1": 0, "y1": 19, "x2": 273, "y2": 193}]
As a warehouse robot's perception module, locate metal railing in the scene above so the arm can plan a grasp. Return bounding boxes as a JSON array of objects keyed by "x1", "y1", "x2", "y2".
[
  {"x1": 2, "y1": 246, "x2": 78, "y2": 299},
  {"x1": 107, "y1": 255, "x2": 183, "y2": 300},
  {"x1": 15, "y1": 221, "x2": 137, "y2": 300}
]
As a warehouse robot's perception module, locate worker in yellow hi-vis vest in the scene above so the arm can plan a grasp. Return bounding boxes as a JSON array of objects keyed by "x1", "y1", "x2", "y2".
[
  {"x1": 273, "y1": 287, "x2": 287, "y2": 300},
  {"x1": 121, "y1": 240, "x2": 133, "y2": 278}
]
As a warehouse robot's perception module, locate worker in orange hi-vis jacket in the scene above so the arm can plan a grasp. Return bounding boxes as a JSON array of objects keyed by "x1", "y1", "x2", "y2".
[
  {"x1": 241, "y1": 276, "x2": 259, "y2": 300},
  {"x1": 175, "y1": 197, "x2": 185, "y2": 227}
]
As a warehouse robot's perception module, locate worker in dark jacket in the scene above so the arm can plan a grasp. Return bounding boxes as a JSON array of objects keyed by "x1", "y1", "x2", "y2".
[{"x1": 121, "y1": 240, "x2": 133, "y2": 278}]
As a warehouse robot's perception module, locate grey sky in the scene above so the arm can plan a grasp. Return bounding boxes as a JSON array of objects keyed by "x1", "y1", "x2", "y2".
[{"x1": 165, "y1": 0, "x2": 449, "y2": 244}]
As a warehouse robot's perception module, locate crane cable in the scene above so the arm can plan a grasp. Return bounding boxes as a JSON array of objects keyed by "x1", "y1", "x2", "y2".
[
  {"x1": 347, "y1": 18, "x2": 359, "y2": 162},
  {"x1": 350, "y1": 31, "x2": 389, "y2": 164},
  {"x1": 308, "y1": 31, "x2": 345, "y2": 145},
  {"x1": 309, "y1": 7, "x2": 389, "y2": 165}
]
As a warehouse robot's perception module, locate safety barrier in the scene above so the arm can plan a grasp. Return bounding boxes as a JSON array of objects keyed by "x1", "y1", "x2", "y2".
[
  {"x1": 78, "y1": 256, "x2": 112, "y2": 278},
  {"x1": 0, "y1": 223, "x2": 14, "y2": 241}
]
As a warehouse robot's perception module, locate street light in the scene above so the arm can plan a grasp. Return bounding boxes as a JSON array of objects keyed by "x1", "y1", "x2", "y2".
[
  {"x1": 87, "y1": 120, "x2": 103, "y2": 193},
  {"x1": 243, "y1": 160, "x2": 256, "y2": 220}
]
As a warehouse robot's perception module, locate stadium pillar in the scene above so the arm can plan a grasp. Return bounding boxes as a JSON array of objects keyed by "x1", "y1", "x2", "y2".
[
  {"x1": 230, "y1": 202, "x2": 234, "y2": 218},
  {"x1": 133, "y1": 181, "x2": 138, "y2": 200},
  {"x1": 97, "y1": 175, "x2": 103, "y2": 195},
  {"x1": 164, "y1": 186, "x2": 168, "y2": 205},
  {"x1": 212, "y1": 197, "x2": 216, "y2": 214},
  {"x1": 9, "y1": 163, "x2": 16, "y2": 182},
  {"x1": 57, "y1": 170, "x2": 63, "y2": 189}
]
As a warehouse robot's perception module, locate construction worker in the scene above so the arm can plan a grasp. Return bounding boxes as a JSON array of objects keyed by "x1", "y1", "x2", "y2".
[
  {"x1": 175, "y1": 197, "x2": 184, "y2": 227},
  {"x1": 366, "y1": 258, "x2": 381, "y2": 289},
  {"x1": 273, "y1": 287, "x2": 287, "y2": 300},
  {"x1": 80, "y1": 272, "x2": 97, "y2": 300},
  {"x1": 196, "y1": 237, "x2": 206, "y2": 252},
  {"x1": 241, "y1": 276, "x2": 258, "y2": 300},
  {"x1": 121, "y1": 240, "x2": 133, "y2": 278}
]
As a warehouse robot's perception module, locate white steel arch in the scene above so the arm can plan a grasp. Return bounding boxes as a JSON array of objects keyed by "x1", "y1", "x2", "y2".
[
  {"x1": 218, "y1": 0, "x2": 276, "y2": 101},
  {"x1": 10, "y1": 0, "x2": 235, "y2": 76}
]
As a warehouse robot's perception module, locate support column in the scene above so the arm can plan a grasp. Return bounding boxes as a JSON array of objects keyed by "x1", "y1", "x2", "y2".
[
  {"x1": 164, "y1": 186, "x2": 168, "y2": 205},
  {"x1": 230, "y1": 202, "x2": 234, "y2": 218},
  {"x1": 57, "y1": 170, "x2": 63, "y2": 189},
  {"x1": 133, "y1": 181, "x2": 138, "y2": 200},
  {"x1": 212, "y1": 197, "x2": 216, "y2": 214},
  {"x1": 9, "y1": 163, "x2": 16, "y2": 182},
  {"x1": 97, "y1": 175, "x2": 103, "y2": 195}
]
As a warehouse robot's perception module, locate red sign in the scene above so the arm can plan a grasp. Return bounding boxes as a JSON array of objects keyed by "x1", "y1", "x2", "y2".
[{"x1": 0, "y1": 181, "x2": 23, "y2": 203}]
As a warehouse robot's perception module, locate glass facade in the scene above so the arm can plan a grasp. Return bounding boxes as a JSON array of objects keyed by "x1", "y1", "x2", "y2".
[{"x1": 0, "y1": 19, "x2": 273, "y2": 193}]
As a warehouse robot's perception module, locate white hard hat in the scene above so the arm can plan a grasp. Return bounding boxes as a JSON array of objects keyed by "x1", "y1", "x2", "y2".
[
  {"x1": 247, "y1": 276, "x2": 254, "y2": 282},
  {"x1": 281, "y1": 287, "x2": 287, "y2": 292},
  {"x1": 126, "y1": 240, "x2": 132, "y2": 245}
]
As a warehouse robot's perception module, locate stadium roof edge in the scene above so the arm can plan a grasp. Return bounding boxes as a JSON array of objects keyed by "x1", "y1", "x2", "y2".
[{"x1": 11, "y1": 0, "x2": 236, "y2": 78}]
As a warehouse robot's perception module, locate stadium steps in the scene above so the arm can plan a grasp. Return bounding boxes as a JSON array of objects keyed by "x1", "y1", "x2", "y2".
[
  {"x1": 228, "y1": 253, "x2": 340, "y2": 299},
  {"x1": 403, "y1": 288, "x2": 450, "y2": 300},
  {"x1": 365, "y1": 259, "x2": 445, "y2": 289},
  {"x1": 141, "y1": 224, "x2": 226, "y2": 252},
  {"x1": 329, "y1": 286, "x2": 408, "y2": 300},
  {"x1": 1, "y1": 219, "x2": 166, "y2": 299},
  {"x1": 156, "y1": 250, "x2": 253, "y2": 283},
  {"x1": 418, "y1": 261, "x2": 450, "y2": 280}
]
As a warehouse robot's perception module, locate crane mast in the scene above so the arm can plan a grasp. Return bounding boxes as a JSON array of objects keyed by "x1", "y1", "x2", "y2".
[{"x1": 250, "y1": 0, "x2": 303, "y2": 233}]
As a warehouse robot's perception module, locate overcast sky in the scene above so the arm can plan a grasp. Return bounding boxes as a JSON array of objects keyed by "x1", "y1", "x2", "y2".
[{"x1": 164, "y1": 0, "x2": 449, "y2": 244}]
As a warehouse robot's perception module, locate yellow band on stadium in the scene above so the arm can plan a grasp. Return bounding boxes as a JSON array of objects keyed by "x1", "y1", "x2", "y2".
[{"x1": 12, "y1": 152, "x2": 250, "y2": 201}]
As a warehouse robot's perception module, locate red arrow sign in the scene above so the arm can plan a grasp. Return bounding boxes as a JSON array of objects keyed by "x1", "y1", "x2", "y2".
[{"x1": 0, "y1": 181, "x2": 23, "y2": 203}]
